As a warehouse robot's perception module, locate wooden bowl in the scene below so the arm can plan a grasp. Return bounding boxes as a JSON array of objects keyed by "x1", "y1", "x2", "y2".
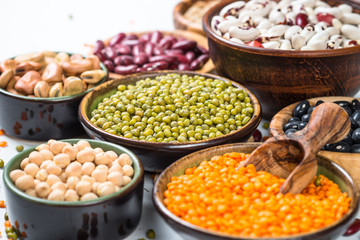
[
  {"x1": 3, "y1": 139, "x2": 144, "y2": 239},
  {"x1": 270, "y1": 96, "x2": 360, "y2": 186},
  {"x1": 89, "y1": 30, "x2": 215, "y2": 80},
  {"x1": 202, "y1": 0, "x2": 360, "y2": 120},
  {"x1": 78, "y1": 70, "x2": 261, "y2": 172},
  {"x1": 153, "y1": 142, "x2": 359, "y2": 240},
  {"x1": 173, "y1": 0, "x2": 220, "y2": 36}
]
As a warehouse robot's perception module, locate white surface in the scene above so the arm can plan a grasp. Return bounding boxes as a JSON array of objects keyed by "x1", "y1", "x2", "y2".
[{"x1": 0, "y1": 0, "x2": 359, "y2": 239}]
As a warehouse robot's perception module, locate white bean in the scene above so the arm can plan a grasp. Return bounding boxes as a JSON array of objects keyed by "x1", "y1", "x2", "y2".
[
  {"x1": 40, "y1": 160, "x2": 52, "y2": 169},
  {"x1": 341, "y1": 13, "x2": 360, "y2": 25},
  {"x1": 20, "y1": 157, "x2": 30, "y2": 170},
  {"x1": 39, "y1": 149, "x2": 54, "y2": 161},
  {"x1": 46, "y1": 162, "x2": 62, "y2": 175},
  {"x1": 284, "y1": 25, "x2": 302, "y2": 40},
  {"x1": 307, "y1": 39, "x2": 327, "y2": 50},
  {"x1": 262, "y1": 41, "x2": 280, "y2": 49},
  {"x1": 280, "y1": 39, "x2": 292, "y2": 50},
  {"x1": 229, "y1": 26, "x2": 261, "y2": 41},
  {"x1": 35, "y1": 168, "x2": 48, "y2": 181},
  {"x1": 10, "y1": 169, "x2": 25, "y2": 182},
  {"x1": 15, "y1": 174, "x2": 35, "y2": 191},
  {"x1": 291, "y1": 34, "x2": 306, "y2": 50},
  {"x1": 25, "y1": 188, "x2": 37, "y2": 197},
  {"x1": 24, "y1": 163, "x2": 40, "y2": 177},
  {"x1": 341, "y1": 24, "x2": 360, "y2": 40},
  {"x1": 29, "y1": 151, "x2": 44, "y2": 166},
  {"x1": 338, "y1": 3, "x2": 352, "y2": 14}
]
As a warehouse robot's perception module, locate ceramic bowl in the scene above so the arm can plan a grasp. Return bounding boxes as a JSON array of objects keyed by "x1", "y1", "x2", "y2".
[
  {"x1": 3, "y1": 138, "x2": 144, "y2": 240},
  {"x1": 153, "y1": 142, "x2": 359, "y2": 240},
  {"x1": 270, "y1": 96, "x2": 360, "y2": 186},
  {"x1": 0, "y1": 53, "x2": 108, "y2": 140},
  {"x1": 202, "y1": 0, "x2": 360, "y2": 119},
  {"x1": 78, "y1": 70, "x2": 261, "y2": 172}
]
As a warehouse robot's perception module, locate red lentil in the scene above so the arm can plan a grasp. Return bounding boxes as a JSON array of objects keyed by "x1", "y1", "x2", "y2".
[{"x1": 164, "y1": 152, "x2": 351, "y2": 237}]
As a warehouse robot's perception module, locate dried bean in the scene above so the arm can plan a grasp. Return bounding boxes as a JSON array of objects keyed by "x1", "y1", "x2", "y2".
[
  {"x1": 114, "y1": 65, "x2": 138, "y2": 75},
  {"x1": 109, "y1": 33, "x2": 125, "y2": 47},
  {"x1": 133, "y1": 53, "x2": 149, "y2": 66},
  {"x1": 114, "y1": 55, "x2": 134, "y2": 66},
  {"x1": 172, "y1": 40, "x2": 197, "y2": 51},
  {"x1": 104, "y1": 47, "x2": 117, "y2": 61}
]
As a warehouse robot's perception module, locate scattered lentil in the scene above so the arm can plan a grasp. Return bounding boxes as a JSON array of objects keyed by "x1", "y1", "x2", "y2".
[
  {"x1": 0, "y1": 159, "x2": 4, "y2": 168},
  {"x1": 16, "y1": 145, "x2": 24, "y2": 152}
]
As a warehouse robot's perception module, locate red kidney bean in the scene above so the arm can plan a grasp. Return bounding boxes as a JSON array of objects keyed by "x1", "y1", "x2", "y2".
[
  {"x1": 95, "y1": 51, "x2": 107, "y2": 62},
  {"x1": 172, "y1": 40, "x2": 197, "y2": 51},
  {"x1": 196, "y1": 46, "x2": 209, "y2": 54},
  {"x1": 185, "y1": 51, "x2": 196, "y2": 62},
  {"x1": 132, "y1": 44, "x2": 144, "y2": 56},
  {"x1": 93, "y1": 40, "x2": 105, "y2": 55},
  {"x1": 295, "y1": 13, "x2": 308, "y2": 28},
  {"x1": 109, "y1": 33, "x2": 125, "y2": 47},
  {"x1": 104, "y1": 47, "x2": 117, "y2": 61},
  {"x1": 153, "y1": 46, "x2": 165, "y2": 56},
  {"x1": 114, "y1": 55, "x2": 134, "y2": 66},
  {"x1": 144, "y1": 42, "x2": 155, "y2": 56},
  {"x1": 114, "y1": 44, "x2": 131, "y2": 55},
  {"x1": 149, "y1": 55, "x2": 177, "y2": 64},
  {"x1": 123, "y1": 34, "x2": 138, "y2": 41},
  {"x1": 135, "y1": 67, "x2": 148, "y2": 73},
  {"x1": 316, "y1": 12, "x2": 334, "y2": 26},
  {"x1": 139, "y1": 33, "x2": 152, "y2": 43},
  {"x1": 114, "y1": 65, "x2": 137, "y2": 75},
  {"x1": 121, "y1": 39, "x2": 140, "y2": 46},
  {"x1": 103, "y1": 60, "x2": 114, "y2": 72},
  {"x1": 143, "y1": 61, "x2": 168, "y2": 70},
  {"x1": 165, "y1": 49, "x2": 183, "y2": 55},
  {"x1": 133, "y1": 53, "x2": 149, "y2": 66},
  {"x1": 343, "y1": 218, "x2": 360, "y2": 236},
  {"x1": 150, "y1": 31, "x2": 163, "y2": 44},
  {"x1": 177, "y1": 63, "x2": 190, "y2": 71},
  {"x1": 190, "y1": 54, "x2": 209, "y2": 70},
  {"x1": 166, "y1": 52, "x2": 189, "y2": 64},
  {"x1": 159, "y1": 36, "x2": 176, "y2": 49}
]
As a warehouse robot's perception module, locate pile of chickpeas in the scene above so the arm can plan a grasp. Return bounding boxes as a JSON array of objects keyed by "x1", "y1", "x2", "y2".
[{"x1": 9, "y1": 140, "x2": 134, "y2": 202}]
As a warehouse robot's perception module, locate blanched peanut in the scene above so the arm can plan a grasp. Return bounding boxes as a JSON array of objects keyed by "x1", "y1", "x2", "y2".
[
  {"x1": 47, "y1": 189, "x2": 65, "y2": 201},
  {"x1": 76, "y1": 180, "x2": 91, "y2": 196},
  {"x1": 36, "y1": 143, "x2": 49, "y2": 151},
  {"x1": 107, "y1": 171, "x2": 123, "y2": 186},
  {"x1": 39, "y1": 149, "x2": 54, "y2": 161},
  {"x1": 53, "y1": 153, "x2": 70, "y2": 168},
  {"x1": 123, "y1": 176, "x2": 132, "y2": 186},
  {"x1": 25, "y1": 188, "x2": 37, "y2": 197},
  {"x1": 40, "y1": 160, "x2": 53, "y2": 169},
  {"x1": 24, "y1": 163, "x2": 40, "y2": 177},
  {"x1": 67, "y1": 176, "x2": 79, "y2": 189},
  {"x1": 15, "y1": 175, "x2": 35, "y2": 191},
  {"x1": 97, "y1": 181, "x2": 116, "y2": 197},
  {"x1": 91, "y1": 168, "x2": 107, "y2": 183},
  {"x1": 49, "y1": 141, "x2": 67, "y2": 155},
  {"x1": 77, "y1": 147, "x2": 95, "y2": 163},
  {"x1": 122, "y1": 165, "x2": 134, "y2": 177},
  {"x1": 20, "y1": 157, "x2": 30, "y2": 170},
  {"x1": 35, "y1": 169, "x2": 48, "y2": 181},
  {"x1": 80, "y1": 192, "x2": 98, "y2": 201},
  {"x1": 29, "y1": 151, "x2": 44, "y2": 166},
  {"x1": 81, "y1": 175, "x2": 96, "y2": 185},
  {"x1": 46, "y1": 162, "x2": 62, "y2": 175},
  {"x1": 65, "y1": 161, "x2": 82, "y2": 178},
  {"x1": 46, "y1": 174, "x2": 61, "y2": 186},
  {"x1": 51, "y1": 181, "x2": 66, "y2": 192},
  {"x1": 94, "y1": 152, "x2": 112, "y2": 165},
  {"x1": 65, "y1": 189, "x2": 79, "y2": 201},
  {"x1": 10, "y1": 169, "x2": 25, "y2": 182},
  {"x1": 75, "y1": 140, "x2": 91, "y2": 151},
  {"x1": 62, "y1": 145, "x2": 78, "y2": 161},
  {"x1": 35, "y1": 182, "x2": 51, "y2": 198},
  {"x1": 117, "y1": 153, "x2": 133, "y2": 166},
  {"x1": 82, "y1": 162, "x2": 95, "y2": 176}
]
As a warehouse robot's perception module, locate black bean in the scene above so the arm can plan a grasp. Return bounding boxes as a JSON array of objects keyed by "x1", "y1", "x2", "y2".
[
  {"x1": 351, "y1": 110, "x2": 360, "y2": 121},
  {"x1": 289, "y1": 117, "x2": 300, "y2": 122},
  {"x1": 298, "y1": 121, "x2": 307, "y2": 130},
  {"x1": 334, "y1": 100, "x2": 351, "y2": 108},
  {"x1": 340, "y1": 133, "x2": 353, "y2": 146},
  {"x1": 350, "y1": 117, "x2": 358, "y2": 129},
  {"x1": 351, "y1": 144, "x2": 360, "y2": 153},
  {"x1": 285, "y1": 128, "x2": 297, "y2": 135},
  {"x1": 307, "y1": 106, "x2": 316, "y2": 114},
  {"x1": 293, "y1": 100, "x2": 310, "y2": 118},
  {"x1": 316, "y1": 100, "x2": 324, "y2": 106},
  {"x1": 284, "y1": 121, "x2": 300, "y2": 131},
  {"x1": 329, "y1": 142, "x2": 351, "y2": 152},
  {"x1": 352, "y1": 128, "x2": 360, "y2": 144},
  {"x1": 301, "y1": 114, "x2": 311, "y2": 122},
  {"x1": 351, "y1": 99, "x2": 360, "y2": 112},
  {"x1": 342, "y1": 106, "x2": 352, "y2": 116}
]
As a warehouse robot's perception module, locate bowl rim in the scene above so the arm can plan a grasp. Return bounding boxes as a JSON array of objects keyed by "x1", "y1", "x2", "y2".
[
  {"x1": 202, "y1": 0, "x2": 360, "y2": 57},
  {"x1": 0, "y1": 52, "x2": 109, "y2": 103},
  {"x1": 152, "y1": 142, "x2": 360, "y2": 239},
  {"x1": 3, "y1": 138, "x2": 144, "y2": 206},
  {"x1": 78, "y1": 70, "x2": 262, "y2": 151}
]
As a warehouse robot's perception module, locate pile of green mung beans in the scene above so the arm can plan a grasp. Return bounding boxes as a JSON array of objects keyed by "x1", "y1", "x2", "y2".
[{"x1": 90, "y1": 74, "x2": 253, "y2": 143}]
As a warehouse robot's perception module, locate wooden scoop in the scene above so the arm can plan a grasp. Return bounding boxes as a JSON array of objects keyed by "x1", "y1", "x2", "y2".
[{"x1": 239, "y1": 102, "x2": 350, "y2": 194}]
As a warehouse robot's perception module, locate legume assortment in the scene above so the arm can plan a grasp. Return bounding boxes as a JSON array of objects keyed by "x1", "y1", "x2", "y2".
[
  {"x1": 211, "y1": 0, "x2": 360, "y2": 50},
  {"x1": 90, "y1": 74, "x2": 254, "y2": 142},
  {"x1": 9, "y1": 140, "x2": 134, "y2": 202},
  {"x1": 164, "y1": 152, "x2": 351, "y2": 237}
]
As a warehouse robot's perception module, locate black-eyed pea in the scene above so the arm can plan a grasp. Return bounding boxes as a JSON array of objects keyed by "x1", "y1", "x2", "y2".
[
  {"x1": 122, "y1": 176, "x2": 132, "y2": 186},
  {"x1": 29, "y1": 151, "x2": 44, "y2": 166},
  {"x1": 53, "y1": 153, "x2": 71, "y2": 169},
  {"x1": 62, "y1": 145, "x2": 78, "y2": 161},
  {"x1": 35, "y1": 182, "x2": 51, "y2": 198},
  {"x1": 94, "y1": 152, "x2": 112, "y2": 165},
  {"x1": 97, "y1": 181, "x2": 116, "y2": 197},
  {"x1": 91, "y1": 169, "x2": 107, "y2": 183},
  {"x1": 49, "y1": 141, "x2": 67, "y2": 155},
  {"x1": 51, "y1": 181, "x2": 67, "y2": 192},
  {"x1": 107, "y1": 171, "x2": 123, "y2": 186},
  {"x1": 47, "y1": 189, "x2": 65, "y2": 201},
  {"x1": 76, "y1": 147, "x2": 95, "y2": 163},
  {"x1": 39, "y1": 149, "x2": 54, "y2": 161},
  {"x1": 92, "y1": 182, "x2": 101, "y2": 193},
  {"x1": 15, "y1": 174, "x2": 35, "y2": 191},
  {"x1": 46, "y1": 162, "x2": 62, "y2": 175},
  {"x1": 65, "y1": 161, "x2": 82, "y2": 178},
  {"x1": 117, "y1": 153, "x2": 133, "y2": 166},
  {"x1": 122, "y1": 165, "x2": 134, "y2": 177},
  {"x1": 93, "y1": 147, "x2": 104, "y2": 154},
  {"x1": 67, "y1": 176, "x2": 80, "y2": 190},
  {"x1": 20, "y1": 157, "x2": 30, "y2": 170},
  {"x1": 75, "y1": 140, "x2": 91, "y2": 151},
  {"x1": 35, "y1": 168, "x2": 48, "y2": 181},
  {"x1": 40, "y1": 159, "x2": 53, "y2": 169},
  {"x1": 81, "y1": 175, "x2": 96, "y2": 185},
  {"x1": 80, "y1": 192, "x2": 98, "y2": 201},
  {"x1": 25, "y1": 188, "x2": 37, "y2": 197},
  {"x1": 76, "y1": 180, "x2": 92, "y2": 196},
  {"x1": 82, "y1": 162, "x2": 95, "y2": 176},
  {"x1": 65, "y1": 189, "x2": 79, "y2": 201},
  {"x1": 46, "y1": 174, "x2": 62, "y2": 186},
  {"x1": 24, "y1": 163, "x2": 40, "y2": 177},
  {"x1": 10, "y1": 169, "x2": 25, "y2": 182}
]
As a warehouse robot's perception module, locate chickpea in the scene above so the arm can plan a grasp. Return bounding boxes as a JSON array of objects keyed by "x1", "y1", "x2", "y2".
[
  {"x1": 117, "y1": 153, "x2": 133, "y2": 166},
  {"x1": 107, "y1": 171, "x2": 123, "y2": 187},
  {"x1": 62, "y1": 145, "x2": 78, "y2": 161},
  {"x1": 39, "y1": 149, "x2": 54, "y2": 160},
  {"x1": 122, "y1": 165, "x2": 134, "y2": 177},
  {"x1": 36, "y1": 143, "x2": 50, "y2": 151},
  {"x1": 94, "y1": 152, "x2": 112, "y2": 165},
  {"x1": 47, "y1": 189, "x2": 65, "y2": 201},
  {"x1": 96, "y1": 164, "x2": 108, "y2": 172},
  {"x1": 109, "y1": 162, "x2": 124, "y2": 174},
  {"x1": 46, "y1": 162, "x2": 62, "y2": 175},
  {"x1": 10, "y1": 169, "x2": 25, "y2": 182},
  {"x1": 93, "y1": 147, "x2": 104, "y2": 154},
  {"x1": 40, "y1": 159, "x2": 52, "y2": 169},
  {"x1": 106, "y1": 151, "x2": 118, "y2": 161},
  {"x1": 123, "y1": 176, "x2": 132, "y2": 186},
  {"x1": 51, "y1": 181, "x2": 66, "y2": 192},
  {"x1": 75, "y1": 140, "x2": 91, "y2": 151},
  {"x1": 35, "y1": 168, "x2": 48, "y2": 181},
  {"x1": 24, "y1": 163, "x2": 40, "y2": 177},
  {"x1": 76, "y1": 147, "x2": 95, "y2": 163},
  {"x1": 25, "y1": 188, "x2": 37, "y2": 197},
  {"x1": 49, "y1": 141, "x2": 67, "y2": 155},
  {"x1": 34, "y1": 179, "x2": 41, "y2": 185},
  {"x1": 35, "y1": 182, "x2": 51, "y2": 198},
  {"x1": 97, "y1": 181, "x2": 116, "y2": 197},
  {"x1": 46, "y1": 174, "x2": 61, "y2": 186},
  {"x1": 115, "y1": 186, "x2": 121, "y2": 192},
  {"x1": 53, "y1": 153, "x2": 71, "y2": 169},
  {"x1": 67, "y1": 176, "x2": 80, "y2": 190},
  {"x1": 65, "y1": 161, "x2": 82, "y2": 178},
  {"x1": 47, "y1": 139, "x2": 56, "y2": 145},
  {"x1": 82, "y1": 162, "x2": 95, "y2": 176},
  {"x1": 92, "y1": 182, "x2": 101, "y2": 193},
  {"x1": 75, "y1": 180, "x2": 91, "y2": 196},
  {"x1": 15, "y1": 174, "x2": 35, "y2": 191},
  {"x1": 80, "y1": 192, "x2": 98, "y2": 201},
  {"x1": 20, "y1": 157, "x2": 30, "y2": 170},
  {"x1": 81, "y1": 175, "x2": 95, "y2": 185},
  {"x1": 29, "y1": 150, "x2": 45, "y2": 166},
  {"x1": 65, "y1": 189, "x2": 79, "y2": 201}
]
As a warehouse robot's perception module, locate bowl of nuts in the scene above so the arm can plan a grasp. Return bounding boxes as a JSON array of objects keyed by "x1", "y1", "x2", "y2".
[
  {"x1": 0, "y1": 51, "x2": 108, "y2": 140},
  {"x1": 153, "y1": 142, "x2": 359, "y2": 240},
  {"x1": 3, "y1": 138, "x2": 144, "y2": 239},
  {"x1": 78, "y1": 71, "x2": 261, "y2": 172},
  {"x1": 203, "y1": 0, "x2": 360, "y2": 119},
  {"x1": 270, "y1": 96, "x2": 360, "y2": 185}
]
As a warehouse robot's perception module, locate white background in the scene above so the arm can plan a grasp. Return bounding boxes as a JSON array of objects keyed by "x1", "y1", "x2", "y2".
[{"x1": 0, "y1": 0, "x2": 359, "y2": 239}]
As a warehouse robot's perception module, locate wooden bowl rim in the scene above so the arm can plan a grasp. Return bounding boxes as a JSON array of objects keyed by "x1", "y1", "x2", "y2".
[
  {"x1": 79, "y1": 70, "x2": 262, "y2": 151},
  {"x1": 202, "y1": 0, "x2": 360, "y2": 57}
]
